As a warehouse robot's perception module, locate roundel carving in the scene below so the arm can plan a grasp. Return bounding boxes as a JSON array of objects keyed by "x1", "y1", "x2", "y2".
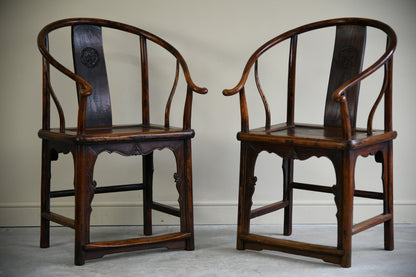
[
  {"x1": 80, "y1": 47, "x2": 99, "y2": 68},
  {"x1": 337, "y1": 47, "x2": 359, "y2": 69}
]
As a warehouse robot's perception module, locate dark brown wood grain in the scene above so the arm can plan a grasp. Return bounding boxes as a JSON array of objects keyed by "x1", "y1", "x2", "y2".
[
  {"x1": 38, "y1": 18, "x2": 207, "y2": 265},
  {"x1": 223, "y1": 17, "x2": 396, "y2": 268},
  {"x1": 72, "y1": 24, "x2": 112, "y2": 128},
  {"x1": 324, "y1": 25, "x2": 366, "y2": 129}
]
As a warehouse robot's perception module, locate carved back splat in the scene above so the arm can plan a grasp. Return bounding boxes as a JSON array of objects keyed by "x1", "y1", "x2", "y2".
[
  {"x1": 324, "y1": 25, "x2": 366, "y2": 129},
  {"x1": 72, "y1": 25, "x2": 112, "y2": 128}
]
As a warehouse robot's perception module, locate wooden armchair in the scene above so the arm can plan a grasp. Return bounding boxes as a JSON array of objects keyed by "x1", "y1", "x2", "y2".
[
  {"x1": 223, "y1": 18, "x2": 396, "y2": 267},
  {"x1": 38, "y1": 18, "x2": 207, "y2": 265}
]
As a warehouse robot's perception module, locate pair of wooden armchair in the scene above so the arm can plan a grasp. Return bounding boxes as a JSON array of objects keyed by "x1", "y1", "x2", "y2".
[{"x1": 38, "y1": 18, "x2": 396, "y2": 267}]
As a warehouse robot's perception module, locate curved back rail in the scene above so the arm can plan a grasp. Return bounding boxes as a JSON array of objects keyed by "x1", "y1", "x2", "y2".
[
  {"x1": 223, "y1": 18, "x2": 396, "y2": 138},
  {"x1": 38, "y1": 18, "x2": 207, "y2": 135}
]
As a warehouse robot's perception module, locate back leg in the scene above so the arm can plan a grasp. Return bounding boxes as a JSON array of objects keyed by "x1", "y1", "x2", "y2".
[
  {"x1": 282, "y1": 158, "x2": 293, "y2": 236},
  {"x1": 143, "y1": 153, "x2": 154, "y2": 236}
]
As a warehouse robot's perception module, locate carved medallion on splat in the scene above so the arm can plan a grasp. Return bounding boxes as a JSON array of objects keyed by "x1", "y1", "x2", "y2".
[{"x1": 80, "y1": 47, "x2": 99, "y2": 68}]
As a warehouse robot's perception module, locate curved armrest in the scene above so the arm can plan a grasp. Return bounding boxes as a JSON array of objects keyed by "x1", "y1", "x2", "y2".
[
  {"x1": 158, "y1": 45, "x2": 207, "y2": 95},
  {"x1": 178, "y1": 61, "x2": 208, "y2": 95},
  {"x1": 222, "y1": 35, "x2": 290, "y2": 97},
  {"x1": 222, "y1": 19, "x2": 330, "y2": 97},
  {"x1": 222, "y1": 28, "x2": 297, "y2": 133},
  {"x1": 331, "y1": 43, "x2": 395, "y2": 103},
  {"x1": 38, "y1": 27, "x2": 92, "y2": 97},
  {"x1": 40, "y1": 18, "x2": 208, "y2": 96},
  {"x1": 38, "y1": 29, "x2": 92, "y2": 135}
]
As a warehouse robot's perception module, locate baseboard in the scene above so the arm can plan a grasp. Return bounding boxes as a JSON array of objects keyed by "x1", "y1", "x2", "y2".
[{"x1": 0, "y1": 201, "x2": 415, "y2": 226}]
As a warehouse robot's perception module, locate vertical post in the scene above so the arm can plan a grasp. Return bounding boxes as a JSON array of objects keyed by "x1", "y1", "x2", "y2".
[
  {"x1": 183, "y1": 86, "x2": 193, "y2": 130},
  {"x1": 340, "y1": 99, "x2": 352, "y2": 140},
  {"x1": 140, "y1": 36, "x2": 150, "y2": 125},
  {"x1": 384, "y1": 59, "x2": 393, "y2": 132},
  {"x1": 239, "y1": 88, "x2": 249, "y2": 132},
  {"x1": 164, "y1": 61, "x2": 180, "y2": 128},
  {"x1": 77, "y1": 95, "x2": 88, "y2": 135},
  {"x1": 42, "y1": 56, "x2": 50, "y2": 131},
  {"x1": 287, "y1": 35, "x2": 297, "y2": 126},
  {"x1": 254, "y1": 60, "x2": 271, "y2": 129}
]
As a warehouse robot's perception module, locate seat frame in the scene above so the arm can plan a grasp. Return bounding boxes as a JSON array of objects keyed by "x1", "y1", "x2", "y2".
[
  {"x1": 223, "y1": 18, "x2": 397, "y2": 267},
  {"x1": 38, "y1": 18, "x2": 207, "y2": 265}
]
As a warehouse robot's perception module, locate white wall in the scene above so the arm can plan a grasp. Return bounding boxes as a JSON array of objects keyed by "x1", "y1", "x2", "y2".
[{"x1": 0, "y1": 0, "x2": 415, "y2": 226}]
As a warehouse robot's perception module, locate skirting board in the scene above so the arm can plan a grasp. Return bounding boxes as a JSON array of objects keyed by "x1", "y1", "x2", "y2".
[{"x1": 0, "y1": 201, "x2": 415, "y2": 226}]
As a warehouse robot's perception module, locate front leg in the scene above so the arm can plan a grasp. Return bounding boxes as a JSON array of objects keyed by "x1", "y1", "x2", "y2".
[
  {"x1": 237, "y1": 142, "x2": 259, "y2": 250},
  {"x1": 376, "y1": 143, "x2": 394, "y2": 250},
  {"x1": 332, "y1": 151, "x2": 356, "y2": 268},
  {"x1": 74, "y1": 146, "x2": 98, "y2": 266},
  {"x1": 173, "y1": 139, "x2": 194, "y2": 250}
]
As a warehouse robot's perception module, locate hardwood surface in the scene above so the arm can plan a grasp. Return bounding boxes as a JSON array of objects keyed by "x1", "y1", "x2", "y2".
[
  {"x1": 223, "y1": 17, "x2": 397, "y2": 267},
  {"x1": 38, "y1": 18, "x2": 207, "y2": 265}
]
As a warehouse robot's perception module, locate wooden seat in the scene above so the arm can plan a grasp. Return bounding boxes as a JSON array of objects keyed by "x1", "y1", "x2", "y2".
[
  {"x1": 240, "y1": 124, "x2": 396, "y2": 149},
  {"x1": 38, "y1": 18, "x2": 207, "y2": 265},
  {"x1": 39, "y1": 124, "x2": 195, "y2": 143},
  {"x1": 223, "y1": 18, "x2": 396, "y2": 267}
]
